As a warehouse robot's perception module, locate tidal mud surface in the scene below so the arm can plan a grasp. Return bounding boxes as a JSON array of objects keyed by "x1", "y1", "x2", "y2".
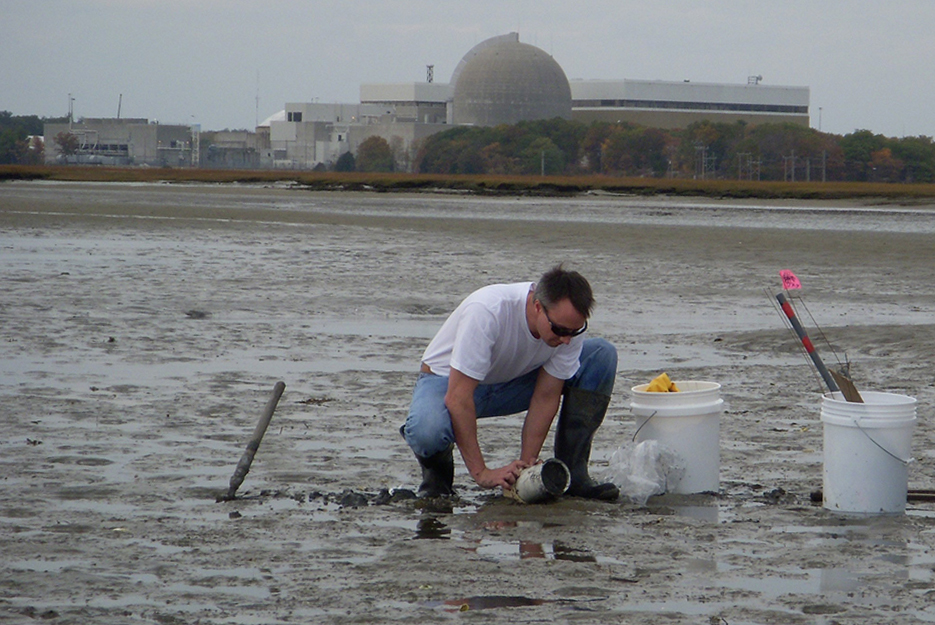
[{"x1": 3, "y1": 182, "x2": 935, "y2": 623}]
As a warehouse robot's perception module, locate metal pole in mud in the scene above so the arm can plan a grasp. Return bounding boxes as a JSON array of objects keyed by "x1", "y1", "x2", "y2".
[
  {"x1": 225, "y1": 381, "x2": 286, "y2": 500},
  {"x1": 775, "y1": 293, "x2": 839, "y2": 394}
]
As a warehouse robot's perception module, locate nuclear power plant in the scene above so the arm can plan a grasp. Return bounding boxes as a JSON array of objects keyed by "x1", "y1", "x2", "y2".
[{"x1": 45, "y1": 33, "x2": 809, "y2": 170}]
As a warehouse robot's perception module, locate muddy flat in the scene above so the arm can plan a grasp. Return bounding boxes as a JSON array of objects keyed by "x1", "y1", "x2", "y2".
[{"x1": 3, "y1": 181, "x2": 935, "y2": 624}]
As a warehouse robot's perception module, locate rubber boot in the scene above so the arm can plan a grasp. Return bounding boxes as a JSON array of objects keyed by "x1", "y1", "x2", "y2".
[
  {"x1": 415, "y1": 444, "x2": 455, "y2": 498},
  {"x1": 554, "y1": 386, "x2": 620, "y2": 501},
  {"x1": 400, "y1": 425, "x2": 455, "y2": 498}
]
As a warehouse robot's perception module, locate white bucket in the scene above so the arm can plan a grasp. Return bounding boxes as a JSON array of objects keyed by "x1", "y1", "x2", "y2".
[
  {"x1": 630, "y1": 381, "x2": 724, "y2": 494},
  {"x1": 821, "y1": 391, "x2": 917, "y2": 514}
]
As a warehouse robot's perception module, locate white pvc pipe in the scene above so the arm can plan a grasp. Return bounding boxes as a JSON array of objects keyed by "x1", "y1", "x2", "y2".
[{"x1": 508, "y1": 458, "x2": 570, "y2": 504}]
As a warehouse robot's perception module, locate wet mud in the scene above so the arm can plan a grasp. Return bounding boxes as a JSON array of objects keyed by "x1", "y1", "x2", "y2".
[{"x1": 3, "y1": 182, "x2": 935, "y2": 623}]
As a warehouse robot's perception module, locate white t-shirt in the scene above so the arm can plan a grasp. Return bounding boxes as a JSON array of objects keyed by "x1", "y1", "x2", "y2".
[{"x1": 421, "y1": 282, "x2": 584, "y2": 384}]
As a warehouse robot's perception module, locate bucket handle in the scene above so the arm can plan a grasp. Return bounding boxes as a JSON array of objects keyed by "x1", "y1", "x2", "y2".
[
  {"x1": 853, "y1": 418, "x2": 915, "y2": 466},
  {"x1": 631, "y1": 410, "x2": 657, "y2": 442}
]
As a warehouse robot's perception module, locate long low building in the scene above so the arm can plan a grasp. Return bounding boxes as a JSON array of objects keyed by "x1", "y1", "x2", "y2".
[
  {"x1": 43, "y1": 118, "x2": 196, "y2": 166},
  {"x1": 570, "y1": 78, "x2": 810, "y2": 128}
]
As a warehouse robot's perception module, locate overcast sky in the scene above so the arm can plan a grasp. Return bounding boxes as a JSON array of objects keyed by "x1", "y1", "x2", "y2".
[{"x1": 3, "y1": 1, "x2": 932, "y2": 138}]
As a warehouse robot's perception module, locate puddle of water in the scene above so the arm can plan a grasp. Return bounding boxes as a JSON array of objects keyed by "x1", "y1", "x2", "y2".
[
  {"x1": 432, "y1": 595, "x2": 552, "y2": 612},
  {"x1": 645, "y1": 493, "x2": 722, "y2": 521},
  {"x1": 470, "y1": 537, "x2": 624, "y2": 565},
  {"x1": 617, "y1": 598, "x2": 801, "y2": 619},
  {"x1": 415, "y1": 516, "x2": 451, "y2": 539},
  {"x1": 8, "y1": 559, "x2": 91, "y2": 573},
  {"x1": 646, "y1": 503, "x2": 721, "y2": 522}
]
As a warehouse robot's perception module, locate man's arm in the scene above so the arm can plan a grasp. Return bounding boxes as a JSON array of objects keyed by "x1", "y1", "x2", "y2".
[
  {"x1": 446, "y1": 368, "x2": 527, "y2": 489},
  {"x1": 520, "y1": 369, "x2": 566, "y2": 464}
]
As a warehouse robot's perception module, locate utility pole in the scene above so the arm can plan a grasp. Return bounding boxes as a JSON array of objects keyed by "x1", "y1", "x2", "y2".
[
  {"x1": 737, "y1": 152, "x2": 751, "y2": 180},
  {"x1": 695, "y1": 144, "x2": 707, "y2": 180},
  {"x1": 783, "y1": 150, "x2": 798, "y2": 182}
]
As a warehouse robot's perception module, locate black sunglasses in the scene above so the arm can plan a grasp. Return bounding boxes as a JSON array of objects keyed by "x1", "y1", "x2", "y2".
[{"x1": 542, "y1": 305, "x2": 588, "y2": 337}]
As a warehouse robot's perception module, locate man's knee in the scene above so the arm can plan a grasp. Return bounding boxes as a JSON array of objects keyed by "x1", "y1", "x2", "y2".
[
  {"x1": 404, "y1": 421, "x2": 453, "y2": 458},
  {"x1": 584, "y1": 337, "x2": 618, "y2": 371},
  {"x1": 405, "y1": 375, "x2": 455, "y2": 457},
  {"x1": 569, "y1": 337, "x2": 617, "y2": 395}
]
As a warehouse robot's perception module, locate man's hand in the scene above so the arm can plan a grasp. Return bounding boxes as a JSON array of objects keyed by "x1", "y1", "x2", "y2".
[{"x1": 473, "y1": 460, "x2": 529, "y2": 489}]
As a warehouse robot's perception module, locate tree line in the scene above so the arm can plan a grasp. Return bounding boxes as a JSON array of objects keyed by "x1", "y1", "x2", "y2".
[
  {"x1": 6, "y1": 108, "x2": 934, "y2": 183},
  {"x1": 0, "y1": 112, "x2": 63, "y2": 165},
  {"x1": 409, "y1": 118, "x2": 935, "y2": 183}
]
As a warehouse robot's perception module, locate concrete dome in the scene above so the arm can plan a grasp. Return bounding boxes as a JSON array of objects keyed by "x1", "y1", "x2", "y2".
[{"x1": 451, "y1": 33, "x2": 572, "y2": 127}]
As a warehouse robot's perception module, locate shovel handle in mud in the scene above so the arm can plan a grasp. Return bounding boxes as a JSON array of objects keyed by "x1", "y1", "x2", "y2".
[
  {"x1": 776, "y1": 292, "x2": 840, "y2": 395},
  {"x1": 224, "y1": 381, "x2": 286, "y2": 500}
]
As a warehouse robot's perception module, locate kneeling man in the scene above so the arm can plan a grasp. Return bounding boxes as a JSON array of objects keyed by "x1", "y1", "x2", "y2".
[{"x1": 400, "y1": 265, "x2": 619, "y2": 500}]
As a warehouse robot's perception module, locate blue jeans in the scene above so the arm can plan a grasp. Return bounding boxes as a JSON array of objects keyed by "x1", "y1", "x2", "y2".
[{"x1": 401, "y1": 338, "x2": 617, "y2": 457}]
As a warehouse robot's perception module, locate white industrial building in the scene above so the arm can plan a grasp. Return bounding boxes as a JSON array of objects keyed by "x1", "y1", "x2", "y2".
[
  {"x1": 260, "y1": 32, "x2": 809, "y2": 171},
  {"x1": 263, "y1": 103, "x2": 390, "y2": 169},
  {"x1": 261, "y1": 86, "x2": 451, "y2": 169}
]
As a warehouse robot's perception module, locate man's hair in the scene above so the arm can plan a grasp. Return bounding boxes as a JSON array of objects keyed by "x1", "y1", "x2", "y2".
[{"x1": 534, "y1": 264, "x2": 594, "y2": 317}]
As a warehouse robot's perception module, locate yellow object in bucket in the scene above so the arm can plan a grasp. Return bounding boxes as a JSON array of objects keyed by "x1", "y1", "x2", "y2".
[{"x1": 646, "y1": 372, "x2": 679, "y2": 392}]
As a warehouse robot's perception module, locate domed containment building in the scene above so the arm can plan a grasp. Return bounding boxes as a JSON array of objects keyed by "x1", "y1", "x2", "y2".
[{"x1": 450, "y1": 33, "x2": 572, "y2": 126}]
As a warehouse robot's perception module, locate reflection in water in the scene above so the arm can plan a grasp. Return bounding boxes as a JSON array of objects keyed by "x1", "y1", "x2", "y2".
[
  {"x1": 473, "y1": 538, "x2": 599, "y2": 562},
  {"x1": 820, "y1": 568, "x2": 862, "y2": 593},
  {"x1": 442, "y1": 595, "x2": 551, "y2": 611},
  {"x1": 415, "y1": 516, "x2": 450, "y2": 540},
  {"x1": 646, "y1": 501, "x2": 719, "y2": 522}
]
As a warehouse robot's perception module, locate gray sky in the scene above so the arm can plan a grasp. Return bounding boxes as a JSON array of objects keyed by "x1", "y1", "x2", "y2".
[{"x1": 3, "y1": 1, "x2": 932, "y2": 138}]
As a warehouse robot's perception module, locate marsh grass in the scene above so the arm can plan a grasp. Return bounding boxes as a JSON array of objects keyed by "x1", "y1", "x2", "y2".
[{"x1": 4, "y1": 165, "x2": 935, "y2": 202}]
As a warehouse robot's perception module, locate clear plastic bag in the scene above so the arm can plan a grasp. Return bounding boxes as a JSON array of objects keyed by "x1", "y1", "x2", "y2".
[{"x1": 602, "y1": 440, "x2": 686, "y2": 505}]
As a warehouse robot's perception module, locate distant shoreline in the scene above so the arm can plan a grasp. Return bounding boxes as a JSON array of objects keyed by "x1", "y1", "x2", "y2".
[{"x1": 4, "y1": 164, "x2": 935, "y2": 203}]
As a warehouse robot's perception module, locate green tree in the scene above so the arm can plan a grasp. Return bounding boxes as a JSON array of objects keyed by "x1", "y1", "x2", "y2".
[
  {"x1": 515, "y1": 118, "x2": 587, "y2": 172},
  {"x1": 0, "y1": 111, "x2": 57, "y2": 164},
  {"x1": 478, "y1": 141, "x2": 519, "y2": 174},
  {"x1": 0, "y1": 129, "x2": 19, "y2": 164},
  {"x1": 579, "y1": 122, "x2": 614, "y2": 173},
  {"x1": 891, "y1": 135, "x2": 935, "y2": 183},
  {"x1": 356, "y1": 136, "x2": 395, "y2": 172},
  {"x1": 840, "y1": 130, "x2": 887, "y2": 181},
  {"x1": 334, "y1": 151, "x2": 356, "y2": 172},
  {"x1": 415, "y1": 126, "x2": 486, "y2": 174},
  {"x1": 601, "y1": 126, "x2": 668, "y2": 177},
  {"x1": 520, "y1": 137, "x2": 564, "y2": 175}
]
